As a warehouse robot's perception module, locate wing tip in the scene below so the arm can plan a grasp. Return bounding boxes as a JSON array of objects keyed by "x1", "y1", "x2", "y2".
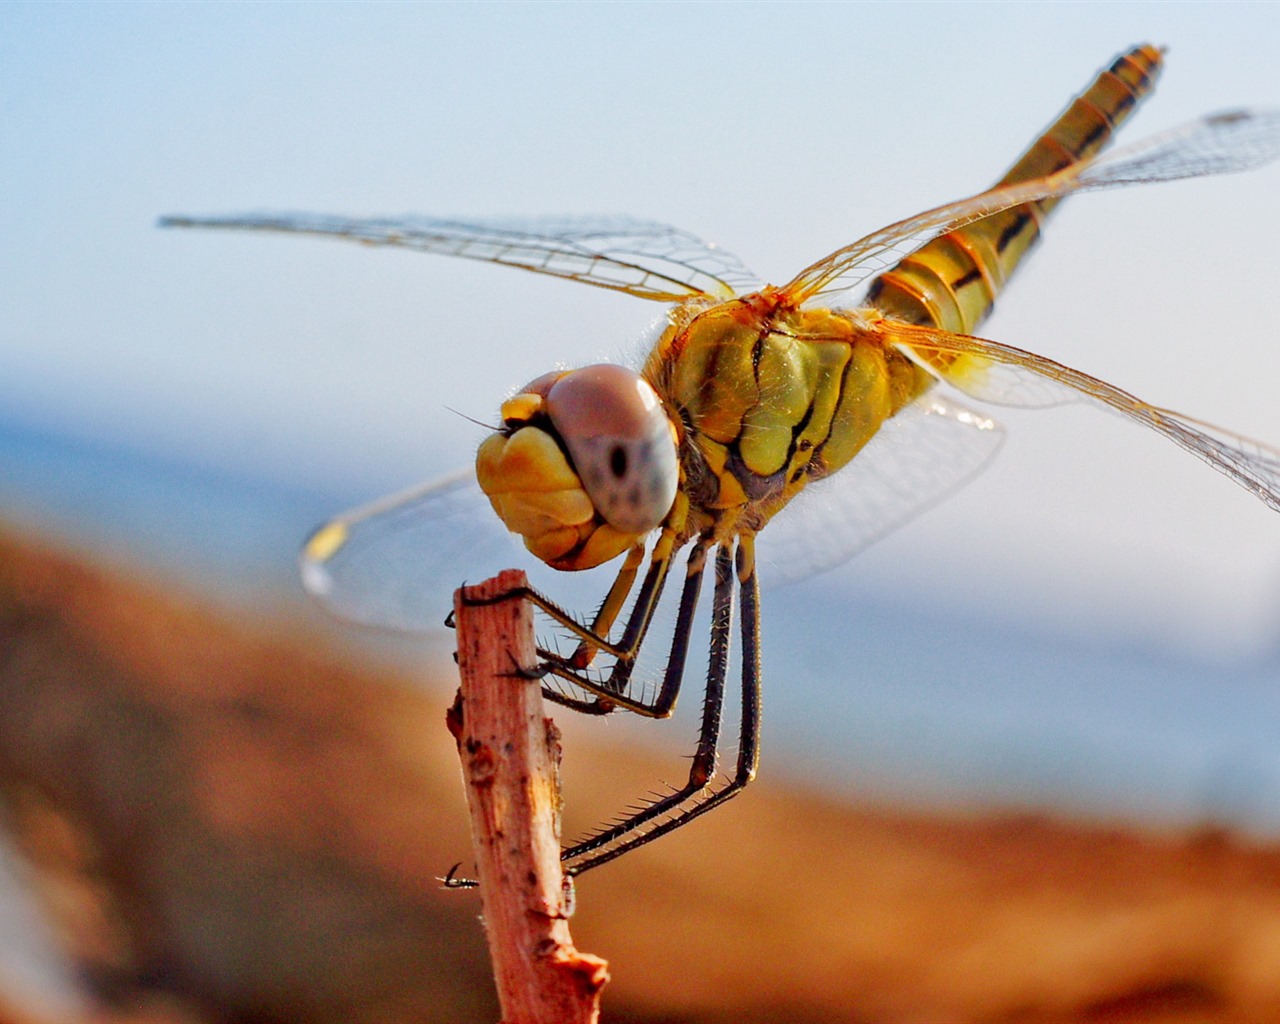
[{"x1": 299, "y1": 521, "x2": 349, "y2": 598}]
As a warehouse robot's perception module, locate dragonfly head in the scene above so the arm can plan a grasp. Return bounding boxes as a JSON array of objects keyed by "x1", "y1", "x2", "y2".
[{"x1": 475, "y1": 364, "x2": 679, "y2": 571}]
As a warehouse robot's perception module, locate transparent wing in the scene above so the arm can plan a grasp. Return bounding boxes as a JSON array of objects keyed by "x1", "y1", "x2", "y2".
[
  {"x1": 886, "y1": 321, "x2": 1280, "y2": 513},
  {"x1": 159, "y1": 212, "x2": 760, "y2": 302},
  {"x1": 300, "y1": 469, "x2": 616, "y2": 633},
  {"x1": 759, "y1": 393, "x2": 1005, "y2": 586},
  {"x1": 781, "y1": 108, "x2": 1280, "y2": 306}
]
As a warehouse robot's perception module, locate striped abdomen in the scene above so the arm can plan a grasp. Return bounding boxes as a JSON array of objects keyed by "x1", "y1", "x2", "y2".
[{"x1": 865, "y1": 44, "x2": 1163, "y2": 335}]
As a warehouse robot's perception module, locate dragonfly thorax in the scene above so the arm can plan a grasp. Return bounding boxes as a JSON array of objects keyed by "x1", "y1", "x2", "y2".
[
  {"x1": 643, "y1": 294, "x2": 936, "y2": 541},
  {"x1": 475, "y1": 364, "x2": 680, "y2": 571}
]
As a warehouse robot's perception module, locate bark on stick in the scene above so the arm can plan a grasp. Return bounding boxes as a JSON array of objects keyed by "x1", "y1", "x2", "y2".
[{"x1": 448, "y1": 569, "x2": 609, "y2": 1024}]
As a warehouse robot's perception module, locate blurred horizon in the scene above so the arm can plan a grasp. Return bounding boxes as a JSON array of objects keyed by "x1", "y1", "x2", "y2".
[
  {"x1": 4, "y1": 1, "x2": 1280, "y2": 833},
  {"x1": 4, "y1": 403, "x2": 1280, "y2": 840}
]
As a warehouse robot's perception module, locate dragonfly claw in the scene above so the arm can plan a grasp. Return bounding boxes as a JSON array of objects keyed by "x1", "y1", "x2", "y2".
[
  {"x1": 439, "y1": 862, "x2": 479, "y2": 889},
  {"x1": 501, "y1": 652, "x2": 549, "y2": 681}
]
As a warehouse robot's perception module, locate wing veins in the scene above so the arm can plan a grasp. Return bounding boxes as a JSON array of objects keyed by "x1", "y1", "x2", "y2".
[
  {"x1": 783, "y1": 107, "x2": 1280, "y2": 305},
  {"x1": 160, "y1": 212, "x2": 754, "y2": 302},
  {"x1": 889, "y1": 322, "x2": 1280, "y2": 514}
]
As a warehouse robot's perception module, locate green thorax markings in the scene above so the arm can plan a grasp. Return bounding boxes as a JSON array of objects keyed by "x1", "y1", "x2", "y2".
[{"x1": 644, "y1": 293, "x2": 932, "y2": 538}]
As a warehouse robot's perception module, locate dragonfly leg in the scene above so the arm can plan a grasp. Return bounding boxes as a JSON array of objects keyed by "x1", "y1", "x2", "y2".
[
  {"x1": 562, "y1": 539, "x2": 763, "y2": 875},
  {"x1": 458, "y1": 495, "x2": 698, "y2": 715},
  {"x1": 455, "y1": 532, "x2": 676, "y2": 714},
  {"x1": 525, "y1": 533, "x2": 714, "y2": 718},
  {"x1": 566, "y1": 542, "x2": 647, "y2": 670},
  {"x1": 485, "y1": 651, "x2": 620, "y2": 716},
  {"x1": 558, "y1": 536, "x2": 710, "y2": 712}
]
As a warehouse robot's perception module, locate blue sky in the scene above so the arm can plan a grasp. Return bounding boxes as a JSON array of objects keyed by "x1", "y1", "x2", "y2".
[{"x1": 3, "y1": 1, "x2": 1280, "y2": 662}]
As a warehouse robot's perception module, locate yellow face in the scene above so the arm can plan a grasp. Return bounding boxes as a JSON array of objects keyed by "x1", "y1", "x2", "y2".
[{"x1": 475, "y1": 364, "x2": 679, "y2": 571}]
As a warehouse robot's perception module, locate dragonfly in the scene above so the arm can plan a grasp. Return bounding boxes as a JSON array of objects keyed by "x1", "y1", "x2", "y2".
[{"x1": 163, "y1": 46, "x2": 1280, "y2": 877}]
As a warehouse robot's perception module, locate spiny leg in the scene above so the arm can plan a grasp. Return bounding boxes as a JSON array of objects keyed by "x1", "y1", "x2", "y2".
[
  {"x1": 534, "y1": 541, "x2": 647, "y2": 714},
  {"x1": 536, "y1": 538, "x2": 676, "y2": 713},
  {"x1": 563, "y1": 538, "x2": 764, "y2": 876},
  {"x1": 466, "y1": 527, "x2": 684, "y2": 716},
  {"x1": 544, "y1": 491, "x2": 693, "y2": 680},
  {"x1": 566, "y1": 541, "x2": 647, "y2": 672},
  {"x1": 563, "y1": 537, "x2": 762, "y2": 876},
  {"x1": 440, "y1": 534, "x2": 703, "y2": 891},
  {"x1": 464, "y1": 495, "x2": 697, "y2": 715},
  {"x1": 539, "y1": 535, "x2": 710, "y2": 722},
  {"x1": 560, "y1": 539, "x2": 727, "y2": 863},
  {"x1": 617, "y1": 535, "x2": 713, "y2": 718}
]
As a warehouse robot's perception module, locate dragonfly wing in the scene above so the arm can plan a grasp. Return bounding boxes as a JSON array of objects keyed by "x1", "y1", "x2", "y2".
[
  {"x1": 782, "y1": 108, "x2": 1280, "y2": 307},
  {"x1": 759, "y1": 393, "x2": 1005, "y2": 587},
  {"x1": 300, "y1": 470, "x2": 524, "y2": 632},
  {"x1": 888, "y1": 321, "x2": 1280, "y2": 514},
  {"x1": 301, "y1": 469, "x2": 621, "y2": 633},
  {"x1": 159, "y1": 212, "x2": 759, "y2": 302}
]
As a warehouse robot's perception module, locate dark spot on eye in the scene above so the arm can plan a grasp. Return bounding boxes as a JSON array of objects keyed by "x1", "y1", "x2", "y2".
[
  {"x1": 610, "y1": 445, "x2": 628, "y2": 478},
  {"x1": 626, "y1": 484, "x2": 642, "y2": 507}
]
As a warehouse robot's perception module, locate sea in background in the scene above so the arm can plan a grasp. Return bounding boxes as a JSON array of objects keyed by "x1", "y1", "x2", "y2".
[
  {"x1": 6, "y1": 0, "x2": 1280, "y2": 859},
  {"x1": 5, "y1": 404, "x2": 1279, "y2": 840}
]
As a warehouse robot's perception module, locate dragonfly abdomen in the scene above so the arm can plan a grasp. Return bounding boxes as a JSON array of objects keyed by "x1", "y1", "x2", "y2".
[{"x1": 866, "y1": 44, "x2": 1164, "y2": 336}]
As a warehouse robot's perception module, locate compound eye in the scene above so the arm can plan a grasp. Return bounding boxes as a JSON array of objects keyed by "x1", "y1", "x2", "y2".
[{"x1": 545, "y1": 364, "x2": 678, "y2": 535}]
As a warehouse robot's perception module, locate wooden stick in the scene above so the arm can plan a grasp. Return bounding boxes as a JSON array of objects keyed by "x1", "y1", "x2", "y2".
[{"x1": 447, "y1": 569, "x2": 609, "y2": 1024}]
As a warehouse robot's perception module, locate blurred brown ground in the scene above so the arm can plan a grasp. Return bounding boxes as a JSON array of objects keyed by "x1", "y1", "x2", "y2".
[{"x1": 3, "y1": 526, "x2": 1280, "y2": 1024}]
